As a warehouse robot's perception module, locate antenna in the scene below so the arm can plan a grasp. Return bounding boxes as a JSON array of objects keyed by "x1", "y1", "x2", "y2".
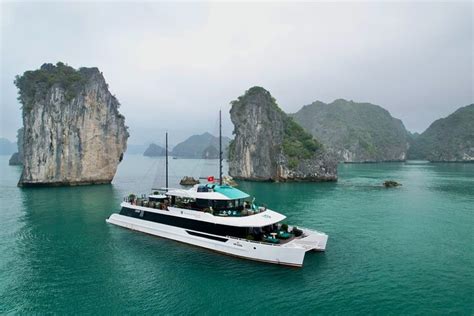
[
  {"x1": 166, "y1": 131, "x2": 169, "y2": 192},
  {"x1": 219, "y1": 110, "x2": 223, "y2": 185}
]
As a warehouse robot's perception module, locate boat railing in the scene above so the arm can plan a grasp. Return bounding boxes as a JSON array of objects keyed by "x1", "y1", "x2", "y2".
[{"x1": 226, "y1": 235, "x2": 284, "y2": 247}]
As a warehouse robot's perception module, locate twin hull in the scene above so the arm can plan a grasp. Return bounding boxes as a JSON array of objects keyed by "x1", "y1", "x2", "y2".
[{"x1": 106, "y1": 213, "x2": 326, "y2": 267}]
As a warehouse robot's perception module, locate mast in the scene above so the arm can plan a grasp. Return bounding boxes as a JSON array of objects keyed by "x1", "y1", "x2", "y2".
[
  {"x1": 219, "y1": 110, "x2": 223, "y2": 185},
  {"x1": 166, "y1": 131, "x2": 169, "y2": 192}
]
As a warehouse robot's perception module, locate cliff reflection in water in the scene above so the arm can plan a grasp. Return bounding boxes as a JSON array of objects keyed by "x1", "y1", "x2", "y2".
[{"x1": 14, "y1": 185, "x2": 122, "y2": 312}]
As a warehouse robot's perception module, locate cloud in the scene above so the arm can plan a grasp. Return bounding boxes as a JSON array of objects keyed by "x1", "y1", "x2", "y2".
[{"x1": 1, "y1": 1, "x2": 472, "y2": 143}]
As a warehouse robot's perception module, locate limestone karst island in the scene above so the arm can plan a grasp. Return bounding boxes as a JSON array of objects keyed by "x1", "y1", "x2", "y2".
[
  {"x1": 1, "y1": 1, "x2": 472, "y2": 315},
  {"x1": 14, "y1": 63, "x2": 128, "y2": 186}
]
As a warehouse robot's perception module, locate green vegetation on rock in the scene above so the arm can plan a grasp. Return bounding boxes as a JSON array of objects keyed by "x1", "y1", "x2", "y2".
[
  {"x1": 282, "y1": 117, "x2": 322, "y2": 163},
  {"x1": 408, "y1": 104, "x2": 474, "y2": 161},
  {"x1": 14, "y1": 62, "x2": 89, "y2": 110},
  {"x1": 291, "y1": 99, "x2": 408, "y2": 162}
]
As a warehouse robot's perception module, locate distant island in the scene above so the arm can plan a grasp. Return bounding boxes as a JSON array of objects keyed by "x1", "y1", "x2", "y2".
[
  {"x1": 408, "y1": 104, "x2": 473, "y2": 162},
  {"x1": 143, "y1": 143, "x2": 166, "y2": 157},
  {"x1": 228, "y1": 86, "x2": 337, "y2": 181},
  {"x1": 126, "y1": 144, "x2": 149, "y2": 155},
  {"x1": 14, "y1": 62, "x2": 128, "y2": 186},
  {"x1": 0, "y1": 137, "x2": 16, "y2": 155},
  {"x1": 291, "y1": 99, "x2": 409, "y2": 163},
  {"x1": 171, "y1": 132, "x2": 231, "y2": 159}
]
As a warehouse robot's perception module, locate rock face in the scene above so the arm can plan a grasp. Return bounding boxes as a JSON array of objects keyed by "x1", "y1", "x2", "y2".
[
  {"x1": 408, "y1": 104, "x2": 474, "y2": 162},
  {"x1": 172, "y1": 132, "x2": 231, "y2": 158},
  {"x1": 291, "y1": 99, "x2": 409, "y2": 162},
  {"x1": 143, "y1": 143, "x2": 166, "y2": 157},
  {"x1": 15, "y1": 62, "x2": 128, "y2": 186},
  {"x1": 229, "y1": 87, "x2": 337, "y2": 181}
]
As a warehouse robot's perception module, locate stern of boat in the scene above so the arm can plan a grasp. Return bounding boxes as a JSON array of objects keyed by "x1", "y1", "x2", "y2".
[{"x1": 289, "y1": 228, "x2": 328, "y2": 252}]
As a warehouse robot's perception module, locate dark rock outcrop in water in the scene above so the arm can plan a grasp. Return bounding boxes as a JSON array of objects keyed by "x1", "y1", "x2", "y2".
[
  {"x1": 408, "y1": 104, "x2": 474, "y2": 162},
  {"x1": 15, "y1": 62, "x2": 128, "y2": 186},
  {"x1": 229, "y1": 87, "x2": 337, "y2": 181},
  {"x1": 383, "y1": 180, "x2": 401, "y2": 188},
  {"x1": 290, "y1": 99, "x2": 409, "y2": 162},
  {"x1": 143, "y1": 143, "x2": 166, "y2": 157},
  {"x1": 180, "y1": 176, "x2": 200, "y2": 186}
]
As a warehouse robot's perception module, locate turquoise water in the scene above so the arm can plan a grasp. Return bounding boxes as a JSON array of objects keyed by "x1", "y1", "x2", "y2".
[{"x1": 0, "y1": 156, "x2": 473, "y2": 314}]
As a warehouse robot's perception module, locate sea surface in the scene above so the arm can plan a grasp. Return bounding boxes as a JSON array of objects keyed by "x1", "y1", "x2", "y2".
[{"x1": 0, "y1": 155, "x2": 473, "y2": 314}]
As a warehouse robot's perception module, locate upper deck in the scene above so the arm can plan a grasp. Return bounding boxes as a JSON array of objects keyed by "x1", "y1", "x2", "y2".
[
  {"x1": 166, "y1": 184, "x2": 250, "y2": 201},
  {"x1": 124, "y1": 184, "x2": 286, "y2": 226}
]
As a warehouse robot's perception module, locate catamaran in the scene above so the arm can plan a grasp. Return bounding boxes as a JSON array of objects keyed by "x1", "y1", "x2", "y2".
[{"x1": 106, "y1": 112, "x2": 328, "y2": 267}]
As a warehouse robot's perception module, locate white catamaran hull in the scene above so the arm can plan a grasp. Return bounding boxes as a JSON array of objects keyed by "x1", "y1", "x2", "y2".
[{"x1": 106, "y1": 214, "x2": 327, "y2": 267}]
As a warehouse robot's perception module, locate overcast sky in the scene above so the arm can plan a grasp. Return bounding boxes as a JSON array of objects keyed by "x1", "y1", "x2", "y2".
[{"x1": 1, "y1": 1, "x2": 472, "y2": 145}]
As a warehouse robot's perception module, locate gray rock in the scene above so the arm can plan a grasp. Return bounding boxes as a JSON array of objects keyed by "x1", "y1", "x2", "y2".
[
  {"x1": 228, "y1": 87, "x2": 337, "y2": 182},
  {"x1": 383, "y1": 180, "x2": 401, "y2": 188},
  {"x1": 15, "y1": 62, "x2": 128, "y2": 186},
  {"x1": 180, "y1": 176, "x2": 200, "y2": 186}
]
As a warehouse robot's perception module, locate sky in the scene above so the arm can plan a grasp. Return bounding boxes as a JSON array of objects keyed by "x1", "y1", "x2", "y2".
[{"x1": 1, "y1": 1, "x2": 472, "y2": 145}]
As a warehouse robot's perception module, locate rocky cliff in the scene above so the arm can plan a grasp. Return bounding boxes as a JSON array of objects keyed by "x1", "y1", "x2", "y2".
[
  {"x1": 15, "y1": 62, "x2": 128, "y2": 186},
  {"x1": 290, "y1": 99, "x2": 409, "y2": 162},
  {"x1": 229, "y1": 87, "x2": 337, "y2": 181},
  {"x1": 408, "y1": 104, "x2": 474, "y2": 162}
]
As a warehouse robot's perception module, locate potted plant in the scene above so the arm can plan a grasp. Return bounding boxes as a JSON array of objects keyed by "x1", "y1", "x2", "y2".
[{"x1": 292, "y1": 226, "x2": 303, "y2": 237}]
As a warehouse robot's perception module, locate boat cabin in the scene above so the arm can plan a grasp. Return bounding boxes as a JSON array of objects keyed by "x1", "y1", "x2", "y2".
[{"x1": 166, "y1": 184, "x2": 263, "y2": 217}]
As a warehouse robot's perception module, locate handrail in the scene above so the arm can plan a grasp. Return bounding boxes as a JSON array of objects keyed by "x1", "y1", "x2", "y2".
[{"x1": 226, "y1": 235, "x2": 283, "y2": 247}]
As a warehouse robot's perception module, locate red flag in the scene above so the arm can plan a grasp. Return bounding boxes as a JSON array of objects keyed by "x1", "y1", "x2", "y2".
[{"x1": 207, "y1": 176, "x2": 215, "y2": 182}]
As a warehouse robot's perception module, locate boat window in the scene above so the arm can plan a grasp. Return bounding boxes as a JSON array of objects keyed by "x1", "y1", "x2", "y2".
[{"x1": 196, "y1": 199, "x2": 212, "y2": 208}]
